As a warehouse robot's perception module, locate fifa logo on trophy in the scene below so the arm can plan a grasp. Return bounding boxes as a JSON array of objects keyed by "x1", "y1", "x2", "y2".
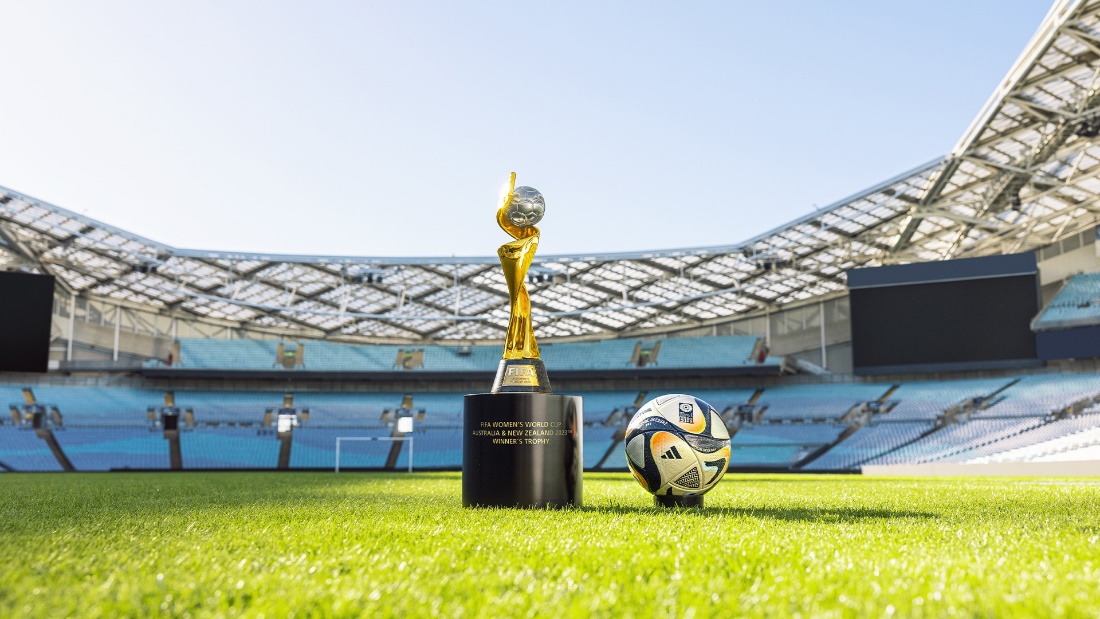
[{"x1": 501, "y1": 364, "x2": 539, "y2": 387}]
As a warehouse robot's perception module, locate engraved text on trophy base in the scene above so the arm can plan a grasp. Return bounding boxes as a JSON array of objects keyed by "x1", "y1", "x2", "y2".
[{"x1": 470, "y1": 420, "x2": 571, "y2": 446}]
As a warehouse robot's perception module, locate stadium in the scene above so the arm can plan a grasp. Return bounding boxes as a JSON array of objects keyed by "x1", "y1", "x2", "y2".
[{"x1": 2, "y1": 1, "x2": 1100, "y2": 617}]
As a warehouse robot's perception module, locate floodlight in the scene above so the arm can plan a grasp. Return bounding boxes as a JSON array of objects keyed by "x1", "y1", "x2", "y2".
[
  {"x1": 276, "y1": 414, "x2": 296, "y2": 434},
  {"x1": 397, "y1": 416, "x2": 413, "y2": 433}
]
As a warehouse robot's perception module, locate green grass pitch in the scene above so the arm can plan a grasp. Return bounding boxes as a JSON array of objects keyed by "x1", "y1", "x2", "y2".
[{"x1": 1, "y1": 472, "x2": 1099, "y2": 618}]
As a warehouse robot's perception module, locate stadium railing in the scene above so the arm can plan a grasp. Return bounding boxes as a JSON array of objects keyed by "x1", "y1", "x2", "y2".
[{"x1": 146, "y1": 335, "x2": 778, "y2": 374}]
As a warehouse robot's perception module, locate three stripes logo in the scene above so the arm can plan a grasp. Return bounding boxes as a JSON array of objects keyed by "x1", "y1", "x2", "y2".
[{"x1": 660, "y1": 445, "x2": 683, "y2": 460}]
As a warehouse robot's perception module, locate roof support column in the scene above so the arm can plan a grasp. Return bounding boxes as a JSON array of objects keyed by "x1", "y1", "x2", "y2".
[
  {"x1": 820, "y1": 301, "x2": 827, "y2": 370},
  {"x1": 765, "y1": 306, "x2": 771, "y2": 347},
  {"x1": 113, "y1": 304, "x2": 121, "y2": 362},
  {"x1": 66, "y1": 295, "x2": 75, "y2": 362}
]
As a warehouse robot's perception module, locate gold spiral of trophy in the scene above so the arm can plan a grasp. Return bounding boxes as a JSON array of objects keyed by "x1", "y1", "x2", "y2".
[
  {"x1": 492, "y1": 172, "x2": 551, "y2": 393},
  {"x1": 497, "y1": 172, "x2": 540, "y2": 360}
]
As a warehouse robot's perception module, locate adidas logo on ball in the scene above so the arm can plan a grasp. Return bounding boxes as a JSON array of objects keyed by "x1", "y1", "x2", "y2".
[{"x1": 660, "y1": 446, "x2": 683, "y2": 460}]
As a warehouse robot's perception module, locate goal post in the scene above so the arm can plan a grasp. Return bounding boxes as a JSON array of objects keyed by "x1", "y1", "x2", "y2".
[{"x1": 335, "y1": 436, "x2": 414, "y2": 473}]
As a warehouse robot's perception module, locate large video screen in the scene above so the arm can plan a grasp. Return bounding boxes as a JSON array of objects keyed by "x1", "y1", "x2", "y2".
[
  {"x1": 0, "y1": 271, "x2": 56, "y2": 373},
  {"x1": 848, "y1": 254, "x2": 1039, "y2": 373}
]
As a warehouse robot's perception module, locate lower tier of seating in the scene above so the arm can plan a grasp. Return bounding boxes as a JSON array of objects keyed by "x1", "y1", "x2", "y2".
[
  {"x1": 802, "y1": 422, "x2": 934, "y2": 471},
  {"x1": 6, "y1": 411, "x2": 1096, "y2": 472},
  {"x1": 966, "y1": 417, "x2": 1100, "y2": 463},
  {"x1": 6, "y1": 372, "x2": 1100, "y2": 472},
  {"x1": 0, "y1": 426, "x2": 596, "y2": 471},
  {"x1": 0, "y1": 428, "x2": 64, "y2": 471}
]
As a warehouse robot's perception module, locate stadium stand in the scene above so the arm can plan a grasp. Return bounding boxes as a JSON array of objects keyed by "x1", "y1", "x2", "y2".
[
  {"x1": 749, "y1": 383, "x2": 888, "y2": 420},
  {"x1": 971, "y1": 374, "x2": 1100, "y2": 418},
  {"x1": 0, "y1": 427, "x2": 64, "y2": 471},
  {"x1": 53, "y1": 428, "x2": 169, "y2": 470},
  {"x1": 7, "y1": 371, "x2": 1100, "y2": 472},
  {"x1": 965, "y1": 412, "x2": 1100, "y2": 463},
  {"x1": 7, "y1": 0, "x2": 1100, "y2": 485},
  {"x1": 1032, "y1": 273, "x2": 1100, "y2": 331},
  {"x1": 862, "y1": 419, "x2": 1045, "y2": 467},
  {"x1": 729, "y1": 424, "x2": 845, "y2": 467},
  {"x1": 179, "y1": 429, "x2": 282, "y2": 469},
  {"x1": 860, "y1": 374, "x2": 1100, "y2": 466},
  {"x1": 884, "y1": 379, "x2": 1013, "y2": 421},
  {"x1": 290, "y1": 428, "x2": 397, "y2": 469},
  {"x1": 802, "y1": 422, "x2": 934, "y2": 471}
]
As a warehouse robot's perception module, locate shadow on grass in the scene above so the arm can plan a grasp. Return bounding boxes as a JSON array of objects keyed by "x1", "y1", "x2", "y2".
[
  {"x1": 583, "y1": 473, "x2": 864, "y2": 484},
  {"x1": 580, "y1": 504, "x2": 938, "y2": 522}
]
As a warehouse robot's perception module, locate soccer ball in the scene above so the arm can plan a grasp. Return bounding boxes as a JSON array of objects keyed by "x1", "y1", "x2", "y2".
[
  {"x1": 505, "y1": 186, "x2": 545, "y2": 227},
  {"x1": 624, "y1": 394, "x2": 731, "y2": 497}
]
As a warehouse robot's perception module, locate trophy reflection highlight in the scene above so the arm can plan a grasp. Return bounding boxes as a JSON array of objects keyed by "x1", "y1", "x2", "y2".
[{"x1": 492, "y1": 172, "x2": 552, "y2": 393}]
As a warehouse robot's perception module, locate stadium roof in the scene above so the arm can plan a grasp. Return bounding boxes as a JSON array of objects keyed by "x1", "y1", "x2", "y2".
[{"x1": 3, "y1": 0, "x2": 1100, "y2": 343}]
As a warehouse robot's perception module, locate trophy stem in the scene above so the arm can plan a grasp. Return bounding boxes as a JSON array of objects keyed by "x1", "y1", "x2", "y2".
[
  {"x1": 491, "y1": 358, "x2": 552, "y2": 394},
  {"x1": 497, "y1": 234, "x2": 540, "y2": 360}
]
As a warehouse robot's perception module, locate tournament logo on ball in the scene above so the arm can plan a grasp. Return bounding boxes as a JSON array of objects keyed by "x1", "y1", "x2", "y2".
[{"x1": 678, "y1": 402, "x2": 693, "y2": 424}]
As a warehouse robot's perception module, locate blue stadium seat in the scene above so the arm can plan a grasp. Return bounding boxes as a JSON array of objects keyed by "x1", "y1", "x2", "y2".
[
  {"x1": 804, "y1": 422, "x2": 933, "y2": 470},
  {"x1": 1033, "y1": 273, "x2": 1100, "y2": 330}
]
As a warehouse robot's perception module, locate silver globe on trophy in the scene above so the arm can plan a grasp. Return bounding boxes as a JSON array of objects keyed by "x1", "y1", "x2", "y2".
[{"x1": 503, "y1": 186, "x2": 546, "y2": 228}]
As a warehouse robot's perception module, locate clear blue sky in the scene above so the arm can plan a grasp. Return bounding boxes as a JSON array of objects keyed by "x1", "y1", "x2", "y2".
[{"x1": 0, "y1": 1, "x2": 1053, "y2": 258}]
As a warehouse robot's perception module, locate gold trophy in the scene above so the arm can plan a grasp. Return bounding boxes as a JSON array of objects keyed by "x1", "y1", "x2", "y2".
[
  {"x1": 463, "y1": 173, "x2": 583, "y2": 508},
  {"x1": 491, "y1": 172, "x2": 552, "y2": 393}
]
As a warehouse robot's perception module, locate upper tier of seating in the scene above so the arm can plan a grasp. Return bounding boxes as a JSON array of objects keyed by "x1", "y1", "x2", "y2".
[
  {"x1": 150, "y1": 335, "x2": 779, "y2": 373},
  {"x1": 861, "y1": 418, "x2": 1044, "y2": 467},
  {"x1": 802, "y1": 422, "x2": 933, "y2": 471},
  {"x1": 754, "y1": 383, "x2": 889, "y2": 420},
  {"x1": 1032, "y1": 273, "x2": 1100, "y2": 331},
  {"x1": 972, "y1": 373, "x2": 1100, "y2": 418},
  {"x1": 886, "y1": 378, "x2": 1013, "y2": 421},
  {"x1": 966, "y1": 414, "x2": 1100, "y2": 463},
  {"x1": 963, "y1": 412, "x2": 1100, "y2": 463}
]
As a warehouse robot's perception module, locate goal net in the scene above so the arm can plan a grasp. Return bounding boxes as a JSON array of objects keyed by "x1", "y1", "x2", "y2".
[{"x1": 334, "y1": 436, "x2": 414, "y2": 473}]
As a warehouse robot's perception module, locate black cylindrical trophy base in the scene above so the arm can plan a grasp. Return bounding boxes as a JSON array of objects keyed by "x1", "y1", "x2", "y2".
[
  {"x1": 655, "y1": 493, "x2": 704, "y2": 508},
  {"x1": 463, "y1": 393, "x2": 583, "y2": 508}
]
